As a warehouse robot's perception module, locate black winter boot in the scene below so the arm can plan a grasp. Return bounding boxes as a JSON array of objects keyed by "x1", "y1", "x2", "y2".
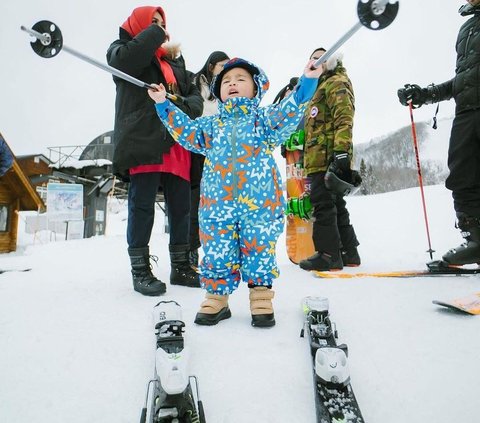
[
  {"x1": 299, "y1": 252, "x2": 343, "y2": 271},
  {"x1": 128, "y1": 247, "x2": 166, "y2": 296},
  {"x1": 341, "y1": 247, "x2": 361, "y2": 267},
  {"x1": 339, "y1": 225, "x2": 360, "y2": 266},
  {"x1": 442, "y1": 215, "x2": 480, "y2": 265},
  {"x1": 170, "y1": 244, "x2": 201, "y2": 288}
]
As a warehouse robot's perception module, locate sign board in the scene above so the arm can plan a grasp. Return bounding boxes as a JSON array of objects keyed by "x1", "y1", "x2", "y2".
[
  {"x1": 46, "y1": 183, "x2": 84, "y2": 239},
  {"x1": 47, "y1": 183, "x2": 83, "y2": 220}
]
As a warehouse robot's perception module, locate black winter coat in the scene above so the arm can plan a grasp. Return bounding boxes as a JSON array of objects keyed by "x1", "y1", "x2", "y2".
[
  {"x1": 435, "y1": 9, "x2": 480, "y2": 113},
  {"x1": 106, "y1": 25, "x2": 203, "y2": 180}
]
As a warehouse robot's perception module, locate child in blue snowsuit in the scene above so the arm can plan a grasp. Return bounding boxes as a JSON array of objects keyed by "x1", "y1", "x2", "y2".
[{"x1": 148, "y1": 57, "x2": 323, "y2": 327}]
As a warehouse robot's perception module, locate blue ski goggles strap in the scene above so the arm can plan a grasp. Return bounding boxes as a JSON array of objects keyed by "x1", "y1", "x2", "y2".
[{"x1": 287, "y1": 195, "x2": 312, "y2": 220}]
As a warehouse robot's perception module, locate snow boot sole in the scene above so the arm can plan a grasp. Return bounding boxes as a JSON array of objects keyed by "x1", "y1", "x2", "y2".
[
  {"x1": 194, "y1": 307, "x2": 232, "y2": 326},
  {"x1": 251, "y1": 313, "x2": 275, "y2": 328}
]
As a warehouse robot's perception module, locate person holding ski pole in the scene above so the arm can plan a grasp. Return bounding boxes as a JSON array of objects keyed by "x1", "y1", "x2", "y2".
[
  {"x1": 397, "y1": 0, "x2": 480, "y2": 266},
  {"x1": 273, "y1": 77, "x2": 300, "y2": 159},
  {"x1": 148, "y1": 57, "x2": 324, "y2": 327},
  {"x1": 298, "y1": 47, "x2": 361, "y2": 272},
  {"x1": 107, "y1": 6, "x2": 203, "y2": 296}
]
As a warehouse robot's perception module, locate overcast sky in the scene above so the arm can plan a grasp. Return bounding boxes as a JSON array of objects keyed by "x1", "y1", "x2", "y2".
[{"x1": 1, "y1": 0, "x2": 464, "y2": 156}]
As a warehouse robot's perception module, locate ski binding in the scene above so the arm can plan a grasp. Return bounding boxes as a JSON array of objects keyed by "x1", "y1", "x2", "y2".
[
  {"x1": 141, "y1": 301, "x2": 206, "y2": 423},
  {"x1": 301, "y1": 297, "x2": 364, "y2": 422}
]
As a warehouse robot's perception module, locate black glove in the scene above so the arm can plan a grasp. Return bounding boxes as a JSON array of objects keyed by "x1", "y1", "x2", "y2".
[
  {"x1": 169, "y1": 93, "x2": 186, "y2": 105},
  {"x1": 330, "y1": 152, "x2": 352, "y2": 181},
  {"x1": 280, "y1": 144, "x2": 287, "y2": 159},
  {"x1": 397, "y1": 84, "x2": 429, "y2": 108},
  {"x1": 351, "y1": 170, "x2": 362, "y2": 187}
]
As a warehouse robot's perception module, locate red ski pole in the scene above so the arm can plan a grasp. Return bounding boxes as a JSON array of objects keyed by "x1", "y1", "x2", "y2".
[{"x1": 408, "y1": 102, "x2": 435, "y2": 259}]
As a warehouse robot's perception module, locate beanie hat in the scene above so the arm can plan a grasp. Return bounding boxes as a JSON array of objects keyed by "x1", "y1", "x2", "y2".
[{"x1": 211, "y1": 57, "x2": 261, "y2": 101}]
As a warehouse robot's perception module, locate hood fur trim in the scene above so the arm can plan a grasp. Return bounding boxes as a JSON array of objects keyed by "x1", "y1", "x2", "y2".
[
  {"x1": 163, "y1": 43, "x2": 182, "y2": 60},
  {"x1": 325, "y1": 51, "x2": 343, "y2": 71}
]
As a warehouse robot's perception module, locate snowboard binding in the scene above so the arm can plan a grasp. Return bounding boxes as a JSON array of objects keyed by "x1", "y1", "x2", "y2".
[
  {"x1": 285, "y1": 130, "x2": 305, "y2": 152},
  {"x1": 287, "y1": 196, "x2": 312, "y2": 220}
]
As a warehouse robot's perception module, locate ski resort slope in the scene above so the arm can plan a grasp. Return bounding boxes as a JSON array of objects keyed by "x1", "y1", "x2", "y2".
[{"x1": 1, "y1": 184, "x2": 479, "y2": 423}]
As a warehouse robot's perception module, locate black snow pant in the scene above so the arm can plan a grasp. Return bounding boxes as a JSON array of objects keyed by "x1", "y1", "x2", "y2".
[
  {"x1": 445, "y1": 109, "x2": 480, "y2": 219},
  {"x1": 189, "y1": 185, "x2": 201, "y2": 250},
  {"x1": 127, "y1": 172, "x2": 191, "y2": 249},
  {"x1": 309, "y1": 171, "x2": 359, "y2": 257},
  {"x1": 189, "y1": 153, "x2": 205, "y2": 251}
]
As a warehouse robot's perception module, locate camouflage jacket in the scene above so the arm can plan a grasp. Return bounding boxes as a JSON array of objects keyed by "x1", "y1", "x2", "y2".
[{"x1": 303, "y1": 65, "x2": 355, "y2": 175}]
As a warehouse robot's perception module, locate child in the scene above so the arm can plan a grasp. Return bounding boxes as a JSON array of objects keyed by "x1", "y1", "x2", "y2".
[{"x1": 148, "y1": 57, "x2": 323, "y2": 327}]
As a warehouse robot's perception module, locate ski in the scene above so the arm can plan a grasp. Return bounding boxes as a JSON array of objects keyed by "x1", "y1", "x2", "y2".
[
  {"x1": 313, "y1": 260, "x2": 480, "y2": 279},
  {"x1": 433, "y1": 292, "x2": 480, "y2": 315},
  {"x1": 300, "y1": 297, "x2": 364, "y2": 423},
  {"x1": 0, "y1": 268, "x2": 32, "y2": 274},
  {"x1": 140, "y1": 301, "x2": 206, "y2": 423}
]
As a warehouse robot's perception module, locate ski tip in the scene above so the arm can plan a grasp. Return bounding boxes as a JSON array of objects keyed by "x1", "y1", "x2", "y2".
[
  {"x1": 302, "y1": 296, "x2": 329, "y2": 315},
  {"x1": 433, "y1": 293, "x2": 480, "y2": 315}
]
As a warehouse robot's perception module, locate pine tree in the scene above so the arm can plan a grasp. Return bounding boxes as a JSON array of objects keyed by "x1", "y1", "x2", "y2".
[{"x1": 359, "y1": 159, "x2": 368, "y2": 195}]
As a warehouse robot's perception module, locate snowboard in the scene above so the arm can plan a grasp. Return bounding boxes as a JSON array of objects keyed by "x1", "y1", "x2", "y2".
[
  {"x1": 285, "y1": 129, "x2": 315, "y2": 264},
  {"x1": 433, "y1": 292, "x2": 480, "y2": 315},
  {"x1": 313, "y1": 260, "x2": 480, "y2": 279}
]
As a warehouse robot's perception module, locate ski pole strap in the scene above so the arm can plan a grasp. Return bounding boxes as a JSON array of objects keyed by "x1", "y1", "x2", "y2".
[
  {"x1": 284, "y1": 130, "x2": 305, "y2": 151},
  {"x1": 287, "y1": 195, "x2": 312, "y2": 220},
  {"x1": 432, "y1": 103, "x2": 439, "y2": 130}
]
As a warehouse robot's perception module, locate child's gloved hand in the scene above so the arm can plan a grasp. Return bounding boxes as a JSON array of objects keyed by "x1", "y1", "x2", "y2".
[
  {"x1": 148, "y1": 83, "x2": 167, "y2": 103},
  {"x1": 303, "y1": 59, "x2": 324, "y2": 79}
]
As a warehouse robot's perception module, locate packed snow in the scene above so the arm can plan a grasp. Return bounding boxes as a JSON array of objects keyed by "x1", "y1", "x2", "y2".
[{"x1": 1, "y1": 184, "x2": 479, "y2": 423}]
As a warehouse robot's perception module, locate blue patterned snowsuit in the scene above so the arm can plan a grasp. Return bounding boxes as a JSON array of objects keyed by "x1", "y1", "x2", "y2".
[{"x1": 154, "y1": 60, "x2": 317, "y2": 294}]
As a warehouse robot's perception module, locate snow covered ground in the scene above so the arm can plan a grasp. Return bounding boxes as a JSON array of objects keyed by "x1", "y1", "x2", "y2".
[{"x1": 1, "y1": 185, "x2": 479, "y2": 423}]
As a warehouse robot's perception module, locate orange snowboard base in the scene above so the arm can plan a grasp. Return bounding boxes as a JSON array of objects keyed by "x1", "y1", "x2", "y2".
[
  {"x1": 433, "y1": 292, "x2": 480, "y2": 315},
  {"x1": 285, "y1": 148, "x2": 315, "y2": 264}
]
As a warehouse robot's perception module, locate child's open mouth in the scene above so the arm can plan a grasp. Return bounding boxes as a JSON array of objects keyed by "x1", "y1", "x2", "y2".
[{"x1": 228, "y1": 89, "x2": 239, "y2": 95}]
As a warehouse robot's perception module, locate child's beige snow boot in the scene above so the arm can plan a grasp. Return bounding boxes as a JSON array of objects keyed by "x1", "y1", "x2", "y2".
[
  {"x1": 249, "y1": 286, "x2": 275, "y2": 327},
  {"x1": 194, "y1": 293, "x2": 231, "y2": 326}
]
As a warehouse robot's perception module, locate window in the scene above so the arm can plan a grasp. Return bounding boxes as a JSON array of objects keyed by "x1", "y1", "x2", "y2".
[{"x1": 0, "y1": 205, "x2": 9, "y2": 232}]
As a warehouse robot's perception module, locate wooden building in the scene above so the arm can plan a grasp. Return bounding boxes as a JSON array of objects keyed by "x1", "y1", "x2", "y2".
[
  {"x1": 16, "y1": 153, "x2": 53, "y2": 188},
  {"x1": 0, "y1": 137, "x2": 45, "y2": 253}
]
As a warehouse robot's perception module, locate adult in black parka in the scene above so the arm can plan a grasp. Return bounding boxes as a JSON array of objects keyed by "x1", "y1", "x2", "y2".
[
  {"x1": 397, "y1": 0, "x2": 480, "y2": 266},
  {"x1": 107, "y1": 5, "x2": 203, "y2": 295}
]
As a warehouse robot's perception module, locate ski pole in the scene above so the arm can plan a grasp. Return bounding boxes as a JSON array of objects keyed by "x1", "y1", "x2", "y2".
[
  {"x1": 408, "y1": 102, "x2": 435, "y2": 259},
  {"x1": 20, "y1": 21, "x2": 179, "y2": 101},
  {"x1": 312, "y1": 0, "x2": 399, "y2": 69}
]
